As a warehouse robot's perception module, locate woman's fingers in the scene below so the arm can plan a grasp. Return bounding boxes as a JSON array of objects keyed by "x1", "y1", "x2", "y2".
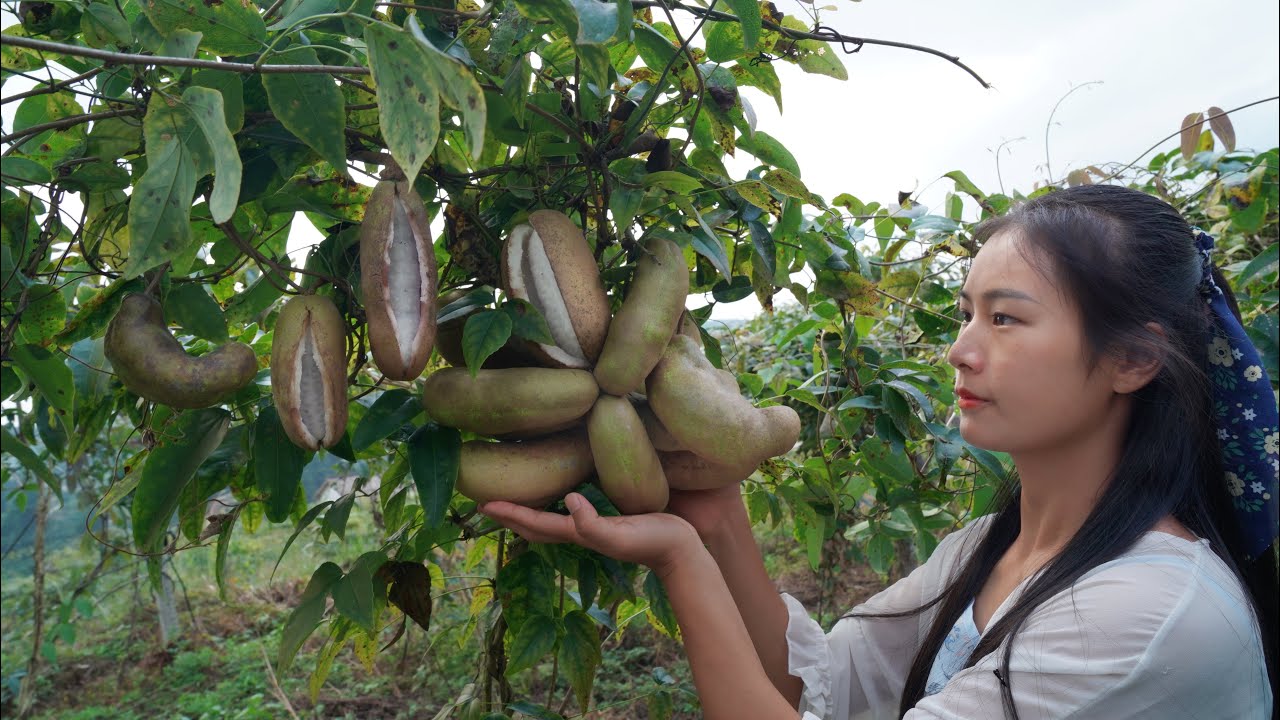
[{"x1": 479, "y1": 500, "x2": 585, "y2": 545}]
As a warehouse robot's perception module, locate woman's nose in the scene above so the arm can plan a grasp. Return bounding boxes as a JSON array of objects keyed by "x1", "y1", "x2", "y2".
[{"x1": 947, "y1": 323, "x2": 982, "y2": 372}]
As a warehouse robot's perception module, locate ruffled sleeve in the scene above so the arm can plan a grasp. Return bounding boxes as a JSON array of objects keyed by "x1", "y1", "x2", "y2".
[{"x1": 780, "y1": 516, "x2": 995, "y2": 720}]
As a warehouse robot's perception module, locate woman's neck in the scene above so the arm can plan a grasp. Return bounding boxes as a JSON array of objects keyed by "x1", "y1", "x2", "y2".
[{"x1": 1007, "y1": 398, "x2": 1131, "y2": 561}]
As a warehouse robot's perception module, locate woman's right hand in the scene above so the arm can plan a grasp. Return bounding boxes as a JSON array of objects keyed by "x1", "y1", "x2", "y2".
[{"x1": 663, "y1": 483, "x2": 749, "y2": 542}]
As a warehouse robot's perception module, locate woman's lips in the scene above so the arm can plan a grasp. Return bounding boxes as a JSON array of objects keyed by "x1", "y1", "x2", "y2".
[{"x1": 956, "y1": 389, "x2": 989, "y2": 410}]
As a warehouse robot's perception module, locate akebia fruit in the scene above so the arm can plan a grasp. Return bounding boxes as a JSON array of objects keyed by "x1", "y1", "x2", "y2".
[
  {"x1": 501, "y1": 210, "x2": 610, "y2": 369},
  {"x1": 456, "y1": 430, "x2": 595, "y2": 507},
  {"x1": 360, "y1": 178, "x2": 438, "y2": 380},
  {"x1": 421, "y1": 367, "x2": 598, "y2": 437},
  {"x1": 594, "y1": 236, "x2": 689, "y2": 395},
  {"x1": 658, "y1": 450, "x2": 759, "y2": 491},
  {"x1": 647, "y1": 334, "x2": 801, "y2": 468},
  {"x1": 104, "y1": 293, "x2": 257, "y2": 409},
  {"x1": 270, "y1": 294, "x2": 349, "y2": 450},
  {"x1": 588, "y1": 395, "x2": 669, "y2": 514}
]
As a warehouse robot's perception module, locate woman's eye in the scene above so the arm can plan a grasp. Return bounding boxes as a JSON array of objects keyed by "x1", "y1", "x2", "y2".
[
  {"x1": 992, "y1": 313, "x2": 1015, "y2": 326},
  {"x1": 957, "y1": 309, "x2": 973, "y2": 324}
]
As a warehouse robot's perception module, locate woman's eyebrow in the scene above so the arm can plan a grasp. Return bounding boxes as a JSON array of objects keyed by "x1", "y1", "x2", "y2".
[{"x1": 957, "y1": 288, "x2": 1040, "y2": 304}]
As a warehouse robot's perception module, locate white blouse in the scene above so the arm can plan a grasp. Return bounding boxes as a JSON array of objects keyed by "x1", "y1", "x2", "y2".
[{"x1": 782, "y1": 514, "x2": 1273, "y2": 719}]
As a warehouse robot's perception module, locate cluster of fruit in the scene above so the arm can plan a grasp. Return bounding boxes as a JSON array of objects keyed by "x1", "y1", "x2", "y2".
[{"x1": 104, "y1": 181, "x2": 799, "y2": 513}]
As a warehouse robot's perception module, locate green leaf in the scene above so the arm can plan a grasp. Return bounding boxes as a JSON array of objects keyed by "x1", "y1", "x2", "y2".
[
  {"x1": 795, "y1": 38, "x2": 847, "y2": 80},
  {"x1": 496, "y1": 551, "x2": 556, "y2": 634},
  {"x1": 731, "y1": 62, "x2": 782, "y2": 113},
  {"x1": 732, "y1": 180, "x2": 781, "y2": 216},
  {"x1": 461, "y1": 310, "x2": 513, "y2": 375},
  {"x1": 132, "y1": 408, "x2": 232, "y2": 552},
  {"x1": 139, "y1": 0, "x2": 267, "y2": 55},
  {"x1": 502, "y1": 299, "x2": 557, "y2": 346},
  {"x1": 703, "y1": 21, "x2": 744, "y2": 62},
  {"x1": 711, "y1": 275, "x2": 753, "y2": 303},
  {"x1": 321, "y1": 491, "x2": 355, "y2": 541},
  {"x1": 679, "y1": 208, "x2": 731, "y2": 282},
  {"x1": 352, "y1": 389, "x2": 420, "y2": 451},
  {"x1": 271, "y1": 500, "x2": 334, "y2": 581},
  {"x1": 737, "y1": 131, "x2": 799, "y2": 176},
  {"x1": 558, "y1": 610, "x2": 602, "y2": 711},
  {"x1": 0, "y1": 156, "x2": 51, "y2": 186},
  {"x1": 859, "y1": 435, "x2": 915, "y2": 487},
  {"x1": 191, "y1": 70, "x2": 245, "y2": 134},
  {"x1": 365, "y1": 22, "x2": 441, "y2": 180},
  {"x1": 278, "y1": 561, "x2": 343, "y2": 671},
  {"x1": 124, "y1": 96, "x2": 199, "y2": 280},
  {"x1": 723, "y1": 0, "x2": 761, "y2": 51},
  {"x1": 12, "y1": 92, "x2": 86, "y2": 169},
  {"x1": 254, "y1": 405, "x2": 307, "y2": 523},
  {"x1": 181, "y1": 86, "x2": 241, "y2": 224},
  {"x1": 505, "y1": 702, "x2": 565, "y2": 720},
  {"x1": 643, "y1": 170, "x2": 702, "y2": 195},
  {"x1": 214, "y1": 507, "x2": 237, "y2": 600},
  {"x1": 761, "y1": 168, "x2": 811, "y2": 201},
  {"x1": 9, "y1": 343, "x2": 74, "y2": 435},
  {"x1": 0, "y1": 425, "x2": 61, "y2": 500},
  {"x1": 332, "y1": 551, "x2": 387, "y2": 633},
  {"x1": 165, "y1": 284, "x2": 228, "y2": 342},
  {"x1": 269, "y1": 0, "x2": 337, "y2": 30},
  {"x1": 865, "y1": 532, "x2": 894, "y2": 575},
  {"x1": 262, "y1": 48, "x2": 347, "y2": 172},
  {"x1": 642, "y1": 570, "x2": 680, "y2": 638},
  {"x1": 408, "y1": 423, "x2": 461, "y2": 530},
  {"x1": 1237, "y1": 244, "x2": 1278, "y2": 287},
  {"x1": 505, "y1": 614, "x2": 559, "y2": 676},
  {"x1": 17, "y1": 284, "x2": 65, "y2": 344}
]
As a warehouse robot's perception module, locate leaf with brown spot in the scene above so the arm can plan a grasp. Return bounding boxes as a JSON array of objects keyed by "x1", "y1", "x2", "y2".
[{"x1": 365, "y1": 21, "x2": 441, "y2": 179}]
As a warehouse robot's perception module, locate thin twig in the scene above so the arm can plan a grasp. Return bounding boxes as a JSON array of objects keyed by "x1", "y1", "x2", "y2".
[
  {"x1": 0, "y1": 35, "x2": 371, "y2": 76},
  {"x1": 0, "y1": 107, "x2": 142, "y2": 147},
  {"x1": 260, "y1": 645, "x2": 302, "y2": 720},
  {"x1": 1, "y1": 66, "x2": 104, "y2": 105},
  {"x1": 633, "y1": 0, "x2": 992, "y2": 88}
]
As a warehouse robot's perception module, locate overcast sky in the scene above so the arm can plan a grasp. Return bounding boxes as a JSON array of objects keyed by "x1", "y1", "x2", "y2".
[{"x1": 3, "y1": 0, "x2": 1278, "y2": 324}]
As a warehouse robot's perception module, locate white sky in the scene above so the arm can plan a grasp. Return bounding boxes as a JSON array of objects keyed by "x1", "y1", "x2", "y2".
[{"x1": 4, "y1": 0, "x2": 1279, "y2": 324}]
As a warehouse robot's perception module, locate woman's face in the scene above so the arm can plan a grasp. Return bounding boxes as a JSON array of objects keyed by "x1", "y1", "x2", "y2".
[{"x1": 946, "y1": 230, "x2": 1124, "y2": 454}]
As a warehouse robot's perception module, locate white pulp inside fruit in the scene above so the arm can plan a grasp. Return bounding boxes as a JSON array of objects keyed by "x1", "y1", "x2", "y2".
[
  {"x1": 386, "y1": 193, "x2": 424, "y2": 368},
  {"x1": 298, "y1": 319, "x2": 329, "y2": 447},
  {"x1": 509, "y1": 225, "x2": 588, "y2": 367}
]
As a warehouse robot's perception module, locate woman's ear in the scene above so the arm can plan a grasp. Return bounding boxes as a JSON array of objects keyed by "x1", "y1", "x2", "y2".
[{"x1": 1112, "y1": 321, "x2": 1168, "y2": 394}]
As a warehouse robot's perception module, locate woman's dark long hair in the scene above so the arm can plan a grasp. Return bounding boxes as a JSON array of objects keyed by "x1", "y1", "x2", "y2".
[{"x1": 843, "y1": 184, "x2": 1278, "y2": 719}]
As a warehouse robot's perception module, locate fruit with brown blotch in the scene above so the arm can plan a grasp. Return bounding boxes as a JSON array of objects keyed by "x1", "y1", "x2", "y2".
[
  {"x1": 421, "y1": 367, "x2": 598, "y2": 437},
  {"x1": 594, "y1": 236, "x2": 689, "y2": 395},
  {"x1": 456, "y1": 430, "x2": 595, "y2": 507},
  {"x1": 360, "y1": 179, "x2": 438, "y2": 380},
  {"x1": 658, "y1": 450, "x2": 759, "y2": 491},
  {"x1": 588, "y1": 395, "x2": 669, "y2": 514},
  {"x1": 270, "y1": 294, "x2": 349, "y2": 450},
  {"x1": 646, "y1": 334, "x2": 801, "y2": 468},
  {"x1": 501, "y1": 210, "x2": 611, "y2": 369},
  {"x1": 104, "y1": 293, "x2": 257, "y2": 409}
]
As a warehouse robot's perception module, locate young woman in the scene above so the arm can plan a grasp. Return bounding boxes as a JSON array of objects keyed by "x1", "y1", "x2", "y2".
[{"x1": 479, "y1": 185, "x2": 1278, "y2": 719}]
